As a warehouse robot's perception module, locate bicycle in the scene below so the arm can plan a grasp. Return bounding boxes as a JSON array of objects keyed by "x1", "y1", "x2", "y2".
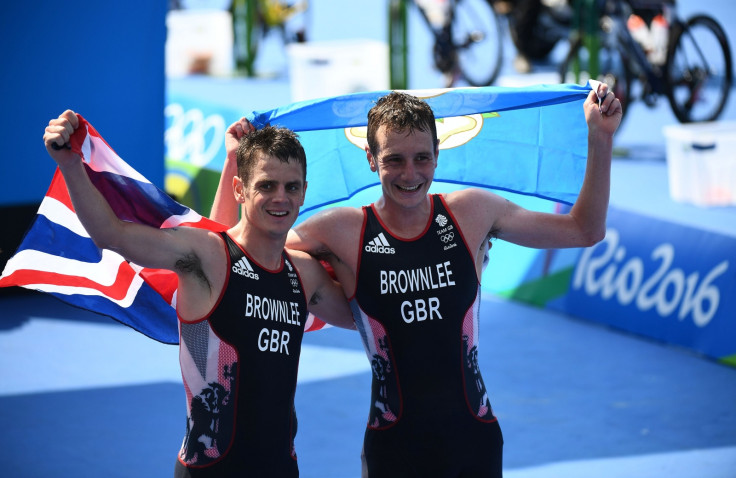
[
  {"x1": 506, "y1": 0, "x2": 575, "y2": 72},
  {"x1": 560, "y1": 0, "x2": 733, "y2": 123},
  {"x1": 389, "y1": 0, "x2": 505, "y2": 88}
]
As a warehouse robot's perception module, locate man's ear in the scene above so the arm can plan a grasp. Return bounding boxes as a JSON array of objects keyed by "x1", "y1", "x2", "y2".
[
  {"x1": 233, "y1": 176, "x2": 245, "y2": 203},
  {"x1": 365, "y1": 145, "x2": 377, "y2": 172}
]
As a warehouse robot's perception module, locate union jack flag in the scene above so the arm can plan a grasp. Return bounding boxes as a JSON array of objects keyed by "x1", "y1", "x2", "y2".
[{"x1": 0, "y1": 115, "x2": 327, "y2": 344}]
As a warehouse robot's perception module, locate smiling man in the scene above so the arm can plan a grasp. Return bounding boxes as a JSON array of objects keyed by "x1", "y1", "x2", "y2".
[
  {"x1": 282, "y1": 87, "x2": 621, "y2": 477},
  {"x1": 43, "y1": 111, "x2": 354, "y2": 478}
]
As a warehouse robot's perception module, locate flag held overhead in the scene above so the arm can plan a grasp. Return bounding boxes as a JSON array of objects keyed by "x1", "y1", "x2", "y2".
[{"x1": 1, "y1": 83, "x2": 593, "y2": 342}]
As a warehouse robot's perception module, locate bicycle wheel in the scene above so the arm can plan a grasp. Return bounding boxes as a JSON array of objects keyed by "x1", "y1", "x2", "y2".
[
  {"x1": 560, "y1": 36, "x2": 632, "y2": 122},
  {"x1": 452, "y1": 0, "x2": 503, "y2": 86},
  {"x1": 665, "y1": 15, "x2": 733, "y2": 123}
]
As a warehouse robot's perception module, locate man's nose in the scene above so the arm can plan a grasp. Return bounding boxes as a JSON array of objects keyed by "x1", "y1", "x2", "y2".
[
  {"x1": 272, "y1": 185, "x2": 288, "y2": 201},
  {"x1": 400, "y1": 161, "x2": 417, "y2": 179}
]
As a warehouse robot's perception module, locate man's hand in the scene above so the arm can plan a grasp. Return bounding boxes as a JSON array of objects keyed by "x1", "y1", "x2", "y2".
[
  {"x1": 43, "y1": 110, "x2": 81, "y2": 167},
  {"x1": 586, "y1": 82, "x2": 622, "y2": 136},
  {"x1": 210, "y1": 117, "x2": 256, "y2": 226},
  {"x1": 225, "y1": 117, "x2": 256, "y2": 159}
]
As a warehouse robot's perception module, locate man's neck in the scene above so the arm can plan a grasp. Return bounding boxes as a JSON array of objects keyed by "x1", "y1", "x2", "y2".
[
  {"x1": 227, "y1": 223, "x2": 286, "y2": 270},
  {"x1": 374, "y1": 194, "x2": 433, "y2": 239}
]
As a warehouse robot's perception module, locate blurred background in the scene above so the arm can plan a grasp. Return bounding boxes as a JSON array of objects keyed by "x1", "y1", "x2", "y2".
[{"x1": 1, "y1": 1, "x2": 735, "y2": 477}]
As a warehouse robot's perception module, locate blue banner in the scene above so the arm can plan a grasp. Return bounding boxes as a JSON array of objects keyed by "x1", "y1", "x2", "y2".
[
  {"x1": 565, "y1": 207, "x2": 736, "y2": 360},
  {"x1": 248, "y1": 85, "x2": 592, "y2": 211}
]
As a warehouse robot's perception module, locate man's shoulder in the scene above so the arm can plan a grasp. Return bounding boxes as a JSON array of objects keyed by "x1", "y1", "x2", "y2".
[
  {"x1": 298, "y1": 205, "x2": 364, "y2": 229},
  {"x1": 284, "y1": 247, "x2": 313, "y2": 263},
  {"x1": 283, "y1": 248, "x2": 325, "y2": 278},
  {"x1": 444, "y1": 188, "x2": 496, "y2": 209},
  {"x1": 443, "y1": 188, "x2": 505, "y2": 232},
  {"x1": 290, "y1": 205, "x2": 365, "y2": 266}
]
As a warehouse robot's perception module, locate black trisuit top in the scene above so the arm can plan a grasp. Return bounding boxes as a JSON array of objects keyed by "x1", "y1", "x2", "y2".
[
  {"x1": 352, "y1": 194, "x2": 503, "y2": 477},
  {"x1": 175, "y1": 232, "x2": 307, "y2": 478}
]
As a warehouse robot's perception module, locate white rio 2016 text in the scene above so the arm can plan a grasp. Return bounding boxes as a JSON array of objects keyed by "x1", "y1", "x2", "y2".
[{"x1": 573, "y1": 229, "x2": 729, "y2": 327}]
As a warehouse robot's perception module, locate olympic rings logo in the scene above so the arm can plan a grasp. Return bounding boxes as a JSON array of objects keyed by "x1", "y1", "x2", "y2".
[
  {"x1": 164, "y1": 103, "x2": 227, "y2": 168},
  {"x1": 440, "y1": 233, "x2": 454, "y2": 243}
]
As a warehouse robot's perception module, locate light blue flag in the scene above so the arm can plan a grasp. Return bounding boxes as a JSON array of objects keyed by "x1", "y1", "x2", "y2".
[{"x1": 247, "y1": 83, "x2": 593, "y2": 213}]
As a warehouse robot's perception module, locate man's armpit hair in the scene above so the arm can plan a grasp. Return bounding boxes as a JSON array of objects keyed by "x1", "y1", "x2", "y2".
[
  {"x1": 309, "y1": 289, "x2": 322, "y2": 306},
  {"x1": 314, "y1": 248, "x2": 338, "y2": 263},
  {"x1": 175, "y1": 253, "x2": 212, "y2": 291}
]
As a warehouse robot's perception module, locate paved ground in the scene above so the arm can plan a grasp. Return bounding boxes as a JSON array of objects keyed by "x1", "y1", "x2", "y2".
[{"x1": 2, "y1": 290, "x2": 735, "y2": 477}]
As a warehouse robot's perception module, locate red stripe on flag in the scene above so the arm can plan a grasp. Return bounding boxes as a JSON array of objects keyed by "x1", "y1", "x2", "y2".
[
  {"x1": 74, "y1": 115, "x2": 117, "y2": 155},
  {"x1": 46, "y1": 170, "x2": 75, "y2": 212},
  {"x1": 180, "y1": 218, "x2": 229, "y2": 232},
  {"x1": 140, "y1": 268, "x2": 178, "y2": 305},
  {"x1": 305, "y1": 318, "x2": 328, "y2": 332},
  {"x1": 0, "y1": 261, "x2": 138, "y2": 301}
]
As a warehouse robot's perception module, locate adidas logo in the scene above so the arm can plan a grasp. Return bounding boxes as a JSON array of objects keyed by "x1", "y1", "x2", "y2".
[
  {"x1": 364, "y1": 232, "x2": 395, "y2": 254},
  {"x1": 232, "y1": 257, "x2": 260, "y2": 280}
]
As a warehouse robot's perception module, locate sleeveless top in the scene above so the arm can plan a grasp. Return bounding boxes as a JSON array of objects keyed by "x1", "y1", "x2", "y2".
[
  {"x1": 352, "y1": 194, "x2": 495, "y2": 429},
  {"x1": 176, "y1": 232, "x2": 307, "y2": 477}
]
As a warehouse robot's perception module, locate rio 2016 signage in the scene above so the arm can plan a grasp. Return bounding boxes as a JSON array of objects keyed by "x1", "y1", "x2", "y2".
[
  {"x1": 573, "y1": 228, "x2": 728, "y2": 328},
  {"x1": 565, "y1": 207, "x2": 735, "y2": 363}
]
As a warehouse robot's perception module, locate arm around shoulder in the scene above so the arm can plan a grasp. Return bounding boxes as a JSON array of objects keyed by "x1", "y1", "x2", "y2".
[
  {"x1": 288, "y1": 249, "x2": 356, "y2": 330},
  {"x1": 288, "y1": 206, "x2": 363, "y2": 259}
]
